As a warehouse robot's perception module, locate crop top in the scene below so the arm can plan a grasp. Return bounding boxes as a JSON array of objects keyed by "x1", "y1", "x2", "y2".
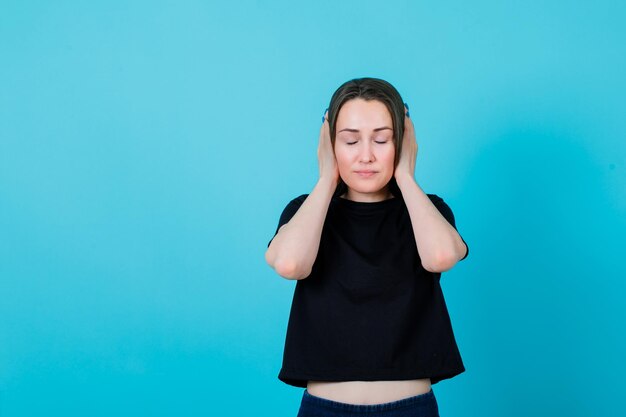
[{"x1": 267, "y1": 192, "x2": 469, "y2": 388}]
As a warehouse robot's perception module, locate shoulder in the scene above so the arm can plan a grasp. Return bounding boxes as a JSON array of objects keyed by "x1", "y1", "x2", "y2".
[
  {"x1": 280, "y1": 193, "x2": 309, "y2": 214},
  {"x1": 426, "y1": 193, "x2": 451, "y2": 210},
  {"x1": 272, "y1": 194, "x2": 310, "y2": 236},
  {"x1": 294, "y1": 193, "x2": 309, "y2": 203},
  {"x1": 426, "y1": 193, "x2": 459, "y2": 227},
  {"x1": 285, "y1": 193, "x2": 309, "y2": 208},
  {"x1": 426, "y1": 193, "x2": 444, "y2": 203}
]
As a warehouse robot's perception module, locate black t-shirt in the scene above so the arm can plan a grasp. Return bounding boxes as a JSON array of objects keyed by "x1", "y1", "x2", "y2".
[{"x1": 268, "y1": 193, "x2": 469, "y2": 388}]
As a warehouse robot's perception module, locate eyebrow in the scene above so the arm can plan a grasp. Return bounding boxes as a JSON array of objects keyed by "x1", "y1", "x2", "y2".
[{"x1": 338, "y1": 127, "x2": 393, "y2": 133}]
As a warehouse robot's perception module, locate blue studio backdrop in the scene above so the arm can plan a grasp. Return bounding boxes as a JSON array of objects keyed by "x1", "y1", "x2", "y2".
[{"x1": 1, "y1": 1, "x2": 625, "y2": 416}]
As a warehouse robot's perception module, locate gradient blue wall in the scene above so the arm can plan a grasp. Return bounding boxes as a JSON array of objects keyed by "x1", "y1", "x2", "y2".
[{"x1": 1, "y1": 1, "x2": 624, "y2": 416}]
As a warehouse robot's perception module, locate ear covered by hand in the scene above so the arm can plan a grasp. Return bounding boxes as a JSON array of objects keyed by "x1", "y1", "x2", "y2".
[
  {"x1": 394, "y1": 102, "x2": 417, "y2": 180},
  {"x1": 317, "y1": 108, "x2": 339, "y2": 185}
]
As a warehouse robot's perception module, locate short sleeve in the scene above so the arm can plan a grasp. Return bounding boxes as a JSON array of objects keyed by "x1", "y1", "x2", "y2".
[
  {"x1": 428, "y1": 194, "x2": 469, "y2": 261},
  {"x1": 267, "y1": 194, "x2": 309, "y2": 247}
]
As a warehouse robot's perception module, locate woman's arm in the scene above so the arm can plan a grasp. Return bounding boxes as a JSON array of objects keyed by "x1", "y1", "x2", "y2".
[
  {"x1": 394, "y1": 105, "x2": 467, "y2": 273},
  {"x1": 395, "y1": 175, "x2": 468, "y2": 272},
  {"x1": 265, "y1": 178, "x2": 336, "y2": 280},
  {"x1": 265, "y1": 111, "x2": 338, "y2": 280}
]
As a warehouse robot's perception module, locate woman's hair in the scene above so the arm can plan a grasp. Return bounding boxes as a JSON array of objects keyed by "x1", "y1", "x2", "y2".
[{"x1": 327, "y1": 77, "x2": 406, "y2": 198}]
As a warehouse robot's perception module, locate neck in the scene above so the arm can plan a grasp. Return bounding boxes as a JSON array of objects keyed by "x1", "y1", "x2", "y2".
[{"x1": 342, "y1": 188, "x2": 393, "y2": 202}]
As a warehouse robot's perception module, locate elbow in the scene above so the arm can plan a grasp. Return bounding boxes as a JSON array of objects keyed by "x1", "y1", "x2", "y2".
[
  {"x1": 265, "y1": 242, "x2": 312, "y2": 280},
  {"x1": 422, "y1": 239, "x2": 468, "y2": 273},
  {"x1": 274, "y1": 259, "x2": 311, "y2": 280},
  {"x1": 267, "y1": 253, "x2": 311, "y2": 280},
  {"x1": 274, "y1": 258, "x2": 311, "y2": 280},
  {"x1": 422, "y1": 251, "x2": 457, "y2": 273}
]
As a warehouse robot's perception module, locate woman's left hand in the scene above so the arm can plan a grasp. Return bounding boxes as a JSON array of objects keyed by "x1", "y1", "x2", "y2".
[{"x1": 394, "y1": 104, "x2": 418, "y2": 181}]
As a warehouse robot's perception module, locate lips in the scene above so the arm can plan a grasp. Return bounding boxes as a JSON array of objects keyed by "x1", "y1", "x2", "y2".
[{"x1": 355, "y1": 170, "x2": 377, "y2": 177}]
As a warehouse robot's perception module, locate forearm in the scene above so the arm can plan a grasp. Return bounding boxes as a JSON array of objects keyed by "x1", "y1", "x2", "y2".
[
  {"x1": 265, "y1": 177, "x2": 336, "y2": 279},
  {"x1": 396, "y1": 174, "x2": 467, "y2": 272}
]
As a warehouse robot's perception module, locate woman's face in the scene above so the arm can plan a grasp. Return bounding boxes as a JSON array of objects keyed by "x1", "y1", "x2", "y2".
[{"x1": 334, "y1": 98, "x2": 396, "y2": 202}]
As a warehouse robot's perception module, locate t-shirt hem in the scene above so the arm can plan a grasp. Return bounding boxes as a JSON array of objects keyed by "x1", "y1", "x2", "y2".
[{"x1": 278, "y1": 366, "x2": 465, "y2": 388}]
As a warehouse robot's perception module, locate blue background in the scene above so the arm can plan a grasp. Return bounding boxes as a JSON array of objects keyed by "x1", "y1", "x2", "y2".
[{"x1": 1, "y1": 1, "x2": 625, "y2": 416}]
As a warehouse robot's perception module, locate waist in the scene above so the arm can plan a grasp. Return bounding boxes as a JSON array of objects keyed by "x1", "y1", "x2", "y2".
[{"x1": 306, "y1": 378, "x2": 432, "y2": 405}]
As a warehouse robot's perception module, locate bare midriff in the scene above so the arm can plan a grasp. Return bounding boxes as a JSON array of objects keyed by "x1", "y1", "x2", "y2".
[{"x1": 306, "y1": 378, "x2": 432, "y2": 405}]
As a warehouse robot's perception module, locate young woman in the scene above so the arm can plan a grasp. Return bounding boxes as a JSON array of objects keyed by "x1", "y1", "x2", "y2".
[{"x1": 266, "y1": 78, "x2": 469, "y2": 417}]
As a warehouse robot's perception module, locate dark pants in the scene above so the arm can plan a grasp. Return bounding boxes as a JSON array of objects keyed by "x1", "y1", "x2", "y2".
[{"x1": 296, "y1": 388, "x2": 440, "y2": 417}]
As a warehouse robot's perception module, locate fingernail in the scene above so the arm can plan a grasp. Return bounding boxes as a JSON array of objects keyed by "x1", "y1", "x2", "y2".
[
  {"x1": 404, "y1": 102, "x2": 409, "y2": 110},
  {"x1": 406, "y1": 111, "x2": 411, "y2": 118}
]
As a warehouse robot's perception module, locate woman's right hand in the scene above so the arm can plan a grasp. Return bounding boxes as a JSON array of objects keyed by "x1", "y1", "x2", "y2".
[{"x1": 317, "y1": 110, "x2": 339, "y2": 185}]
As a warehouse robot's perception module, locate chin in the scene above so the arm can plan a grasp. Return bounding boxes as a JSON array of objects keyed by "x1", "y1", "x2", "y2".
[{"x1": 343, "y1": 180, "x2": 392, "y2": 195}]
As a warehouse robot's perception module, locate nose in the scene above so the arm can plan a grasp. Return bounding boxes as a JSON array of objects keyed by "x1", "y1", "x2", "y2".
[{"x1": 359, "y1": 141, "x2": 374, "y2": 163}]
